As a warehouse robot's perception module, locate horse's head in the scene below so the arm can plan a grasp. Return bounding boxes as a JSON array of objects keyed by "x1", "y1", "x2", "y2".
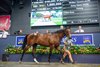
[{"x1": 64, "y1": 27, "x2": 71, "y2": 38}]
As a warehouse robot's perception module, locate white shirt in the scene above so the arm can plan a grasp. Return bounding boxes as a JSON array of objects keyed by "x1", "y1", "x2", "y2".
[
  {"x1": 63, "y1": 37, "x2": 72, "y2": 45},
  {"x1": 62, "y1": 37, "x2": 72, "y2": 50},
  {"x1": 2, "y1": 31, "x2": 9, "y2": 38},
  {"x1": 75, "y1": 29, "x2": 84, "y2": 33}
]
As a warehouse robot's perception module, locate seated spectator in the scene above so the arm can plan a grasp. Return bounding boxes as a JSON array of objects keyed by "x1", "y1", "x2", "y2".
[
  {"x1": 75, "y1": 26, "x2": 84, "y2": 33},
  {"x1": 60, "y1": 25, "x2": 64, "y2": 30},
  {"x1": 2, "y1": 29, "x2": 9, "y2": 38},
  {"x1": 14, "y1": 29, "x2": 23, "y2": 35},
  {"x1": 18, "y1": 29, "x2": 23, "y2": 35},
  {"x1": 46, "y1": 30, "x2": 50, "y2": 33}
]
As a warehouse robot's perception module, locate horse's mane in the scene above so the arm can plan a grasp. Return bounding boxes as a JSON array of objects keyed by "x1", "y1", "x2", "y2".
[{"x1": 52, "y1": 29, "x2": 65, "y2": 34}]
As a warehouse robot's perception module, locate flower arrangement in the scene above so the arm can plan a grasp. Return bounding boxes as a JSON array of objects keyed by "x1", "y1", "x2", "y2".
[
  {"x1": 4, "y1": 45, "x2": 100, "y2": 54},
  {"x1": 70, "y1": 46, "x2": 100, "y2": 54}
]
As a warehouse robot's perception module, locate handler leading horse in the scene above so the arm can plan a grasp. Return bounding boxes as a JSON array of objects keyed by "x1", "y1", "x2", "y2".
[{"x1": 19, "y1": 27, "x2": 71, "y2": 63}]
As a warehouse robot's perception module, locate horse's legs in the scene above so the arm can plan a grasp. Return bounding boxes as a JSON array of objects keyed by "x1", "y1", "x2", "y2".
[
  {"x1": 19, "y1": 45, "x2": 30, "y2": 63},
  {"x1": 55, "y1": 46, "x2": 61, "y2": 52},
  {"x1": 55, "y1": 46, "x2": 64, "y2": 63},
  {"x1": 48, "y1": 46, "x2": 53, "y2": 63},
  {"x1": 55, "y1": 46, "x2": 63, "y2": 55},
  {"x1": 31, "y1": 45, "x2": 39, "y2": 64}
]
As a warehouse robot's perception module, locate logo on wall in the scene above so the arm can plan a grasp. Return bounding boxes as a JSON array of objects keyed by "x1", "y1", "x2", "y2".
[
  {"x1": 16, "y1": 36, "x2": 25, "y2": 46},
  {"x1": 72, "y1": 34, "x2": 94, "y2": 45}
]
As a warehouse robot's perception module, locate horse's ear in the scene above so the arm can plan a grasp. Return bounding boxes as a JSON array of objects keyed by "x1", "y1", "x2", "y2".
[
  {"x1": 64, "y1": 26, "x2": 70, "y2": 31},
  {"x1": 66, "y1": 26, "x2": 71, "y2": 29}
]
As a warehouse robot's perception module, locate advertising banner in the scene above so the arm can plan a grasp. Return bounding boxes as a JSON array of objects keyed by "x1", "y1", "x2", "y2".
[
  {"x1": 16, "y1": 36, "x2": 25, "y2": 46},
  {"x1": 16, "y1": 34, "x2": 94, "y2": 46},
  {"x1": 0, "y1": 15, "x2": 11, "y2": 31}
]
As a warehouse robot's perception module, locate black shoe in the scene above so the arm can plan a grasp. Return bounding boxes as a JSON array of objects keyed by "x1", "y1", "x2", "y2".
[
  {"x1": 72, "y1": 61, "x2": 76, "y2": 64},
  {"x1": 60, "y1": 60, "x2": 65, "y2": 64}
]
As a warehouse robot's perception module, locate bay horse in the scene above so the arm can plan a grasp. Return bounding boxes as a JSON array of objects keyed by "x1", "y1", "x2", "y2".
[{"x1": 19, "y1": 27, "x2": 71, "y2": 63}]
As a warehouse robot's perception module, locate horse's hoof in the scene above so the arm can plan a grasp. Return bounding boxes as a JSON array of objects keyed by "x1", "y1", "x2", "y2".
[
  {"x1": 49, "y1": 62, "x2": 51, "y2": 64},
  {"x1": 36, "y1": 62, "x2": 39, "y2": 64},
  {"x1": 34, "y1": 58, "x2": 39, "y2": 64},
  {"x1": 34, "y1": 61, "x2": 39, "y2": 64},
  {"x1": 19, "y1": 61, "x2": 22, "y2": 64}
]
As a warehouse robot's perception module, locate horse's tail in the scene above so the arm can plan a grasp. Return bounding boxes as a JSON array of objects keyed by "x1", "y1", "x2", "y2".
[{"x1": 22, "y1": 34, "x2": 29, "y2": 50}]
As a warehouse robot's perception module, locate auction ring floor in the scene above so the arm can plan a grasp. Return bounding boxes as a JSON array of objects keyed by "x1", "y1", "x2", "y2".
[{"x1": 0, "y1": 62, "x2": 100, "y2": 67}]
